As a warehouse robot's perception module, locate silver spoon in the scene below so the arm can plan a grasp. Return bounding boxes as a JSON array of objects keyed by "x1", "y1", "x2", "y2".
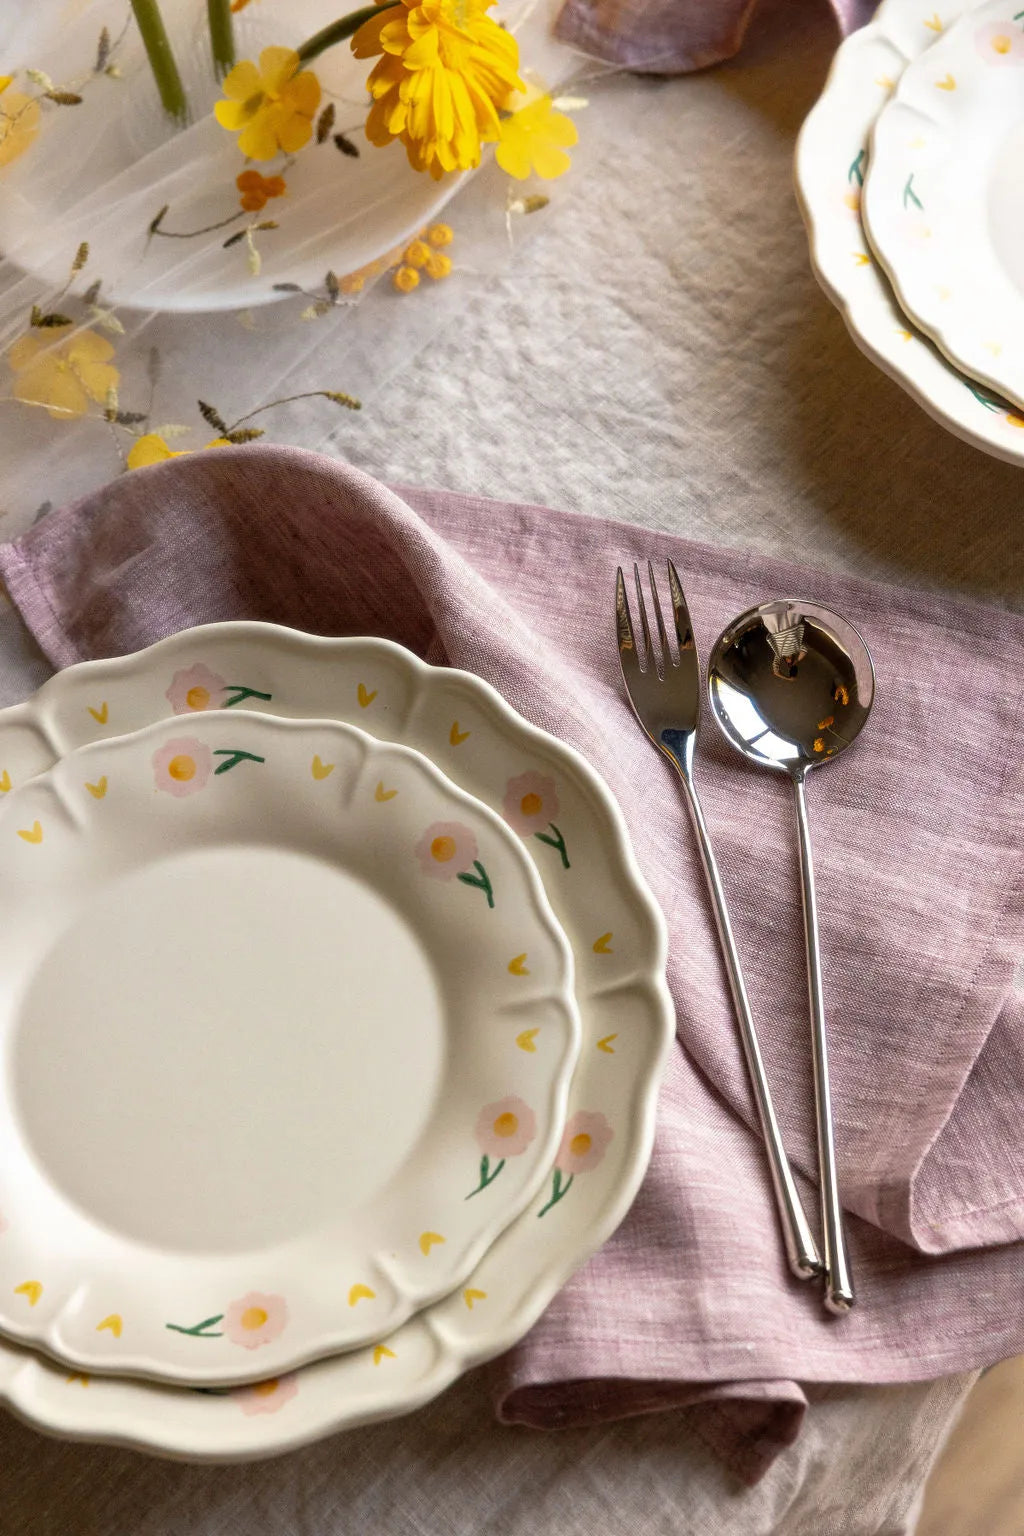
[{"x1": 708, "y1": 600, "x2": 875, "y2": 1315}]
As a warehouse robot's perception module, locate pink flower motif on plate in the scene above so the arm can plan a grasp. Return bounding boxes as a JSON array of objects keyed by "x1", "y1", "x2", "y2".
[
  {"x1": 222, "y1": 1292, "x2": 289, "y2": 1350},
  {"x1": 975, "y1": 22, "x2": 1024, "y2": 63},
  {"x1": 165, "y1": 663, "x2": 227, "y2": 714},
  {"x1": 414, "y1": 820, "x2": 478, "y2": 879},
  {"x1": 555, "y1": 1111, "x2": 614, "y2": 1175},
  {"x1": 234, "y1": 1372, "x2": 299, "y2": 1415},
  {"x1": 475, "y1": 1095, "x2": 537, "y2": 1159},
  {"x1": 502, "y1": 771, "x2": 559, "y2": 836},
  {"x1": 152, "y1": 737, "x2": 215, "y2": 797}
]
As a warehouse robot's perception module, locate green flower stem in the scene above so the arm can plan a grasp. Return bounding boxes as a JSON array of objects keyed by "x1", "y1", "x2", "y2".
[
  {"x1": 166, "y1": 1313, "x2": 224, "y2": 1337},
  {"x1": 534, "y1": 822, "x2": 570, "y2": 870},
  {"x1": 457, "y1": 860, "x2": 494, "y2": 908},
  {"x1": 213, "y1": 749, "x2": 266, "y2": 774},
  {"x1": 207, "y1": 0, "x2": 235, "y2": 78},
  {"x1": 295, "y1": 2, "x2": 401, "y2": 65},
  {"x1": 465, "y1": 1153, "x2": 506, "y2": 1200},
  {"x1": 537, "y1": 1169, "x2": 573, "y2": 1218},
  {"x1": 130, "y1": 0, "x2": 188, "y2": 123},
  {"x1": 224, "y1": 685, "x2": 273, "y2": 707}
]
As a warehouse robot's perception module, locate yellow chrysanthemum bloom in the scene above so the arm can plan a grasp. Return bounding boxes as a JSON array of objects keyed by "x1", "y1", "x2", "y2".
[
  {"x1": 214, "y1": 47, "x2": 320, "y2": 161},
  {"x1": 496, "y1": 93, "x2": 577, "y2": 180},
  {"x1": 127, "y1": 434, "x2": 231, "y2": 470},
  {"x1": 8, "y1": 326, "x2": 118, "y2": 420},
  {"x1": 0, "y1": 87, "x2": 41, "y2": 169},
  {"x1": 352, "y1": 0, "x2": 523, "y2": 180}
]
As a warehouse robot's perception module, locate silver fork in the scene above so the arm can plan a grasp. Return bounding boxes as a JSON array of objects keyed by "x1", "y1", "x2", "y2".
[{"x1": 616, "y1": 560, "x2": 823, "y2": 1282}]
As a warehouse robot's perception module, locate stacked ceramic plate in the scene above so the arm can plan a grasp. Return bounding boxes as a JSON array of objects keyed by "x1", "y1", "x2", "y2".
[
  {"x1": 797, "y1": 0, "x2": 1024, "y2": 463},
  {"x1": 0, "y1": 625, "x2": 673, "y2": 1459}
]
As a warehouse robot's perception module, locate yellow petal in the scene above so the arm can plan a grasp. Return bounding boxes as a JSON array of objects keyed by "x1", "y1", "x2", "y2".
[
  {"x1": 214, "y1": 98, "x2": 253, "y2": 130},
  {"x1": 352, "y1": 10, "x2": 396, "y2": 58},
  {"x1": 68, "y1": 328, "x2": 116, "y2": 365},
  {"x1": 0, "y1": 75, "x2": 13, "y2": 94},
  {"x1": 127, "y1": 434, "x2": 178, "y2": 470},
  {"x1": 275, "y1": 108, "x2": 314, "y2": 155},
  {"x1": 495, "y1": 134, "x2": 532, "y2": 180},
  {"x1": 259, "y1": 46, "x2": 300, "y2": 92},
  {"x1": 237, "y1": 111, "x2": 280, "y2": 161},
  {"x1": 221, "y1": 58, "x2": 262, "y2": 101},
  {"x1": 530, "y1": 142, "x2": 572, "y2": 180},
  {"x1": 74, "y1": 358, "x2": 119, "y2": 405},
  {"x1": 285, "y1": 69, "x2": 320, "y2": 117},
  {"x1": 7, "y1": 330, "x2": 50, "y2": 372}
]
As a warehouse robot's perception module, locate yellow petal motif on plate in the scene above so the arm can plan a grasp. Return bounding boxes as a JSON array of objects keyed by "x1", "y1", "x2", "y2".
[
  {"x1": 311, "y1": 755, "x2": 335, "y2": 780},
  {"x1": 85, "y1": 777, "x2": 108, "y2": 800},
  {"x1": 936, "y1": 73, "x2": 956, "y2": 90},
  {"x1": 896, "y1": 329, "x2": 912, "y2": 342},
  {"x1": 597, "y1": 1034, "x2": 618, "y2": 1054},
  {"x1": 96, "y1": 1313, "x2": 122, "y2": 1337},
  {"x1": 508, "y1": 953, "x2": 529, "y2": 976},
  {"x1": 419, "y1": 1231, "x2": 445, "y2": 1255},
  {"x1": 924, "y1": 12, "x2": 942, "y2": 31},
  {"x1": 516, "y1": 1028, "x2": 539, "y2": 1052},
  {"x1": 463, "y1": 1289, "x2": 487, "y2": 1309},
  {"x1": 449, "y1": 721, "x2": 470, "y2": 745},
  {"x1": 347, "y1": 1284, "x2": 376, "y2": 1307},
  {"x1": 17, "y1": 822, "x2": 42, "y2": 844},
  {"x1": 853, "y1": 252, "x2": 871, "y2": 266},
  {"x1": 88, "y1": 703, "x2": 109, "y2": 724},
  {"x1": 984, "y1": 342, "x2": 1003, "y2": 357},
  {"x1": 592, "y1": 932, "x2": 613, "y2": 954},
  {"x1": 0, "y1": 770, "x2": 10, "y2": 793},
  {"x1": 14, "y1": 1281, "x2": 42, "y2": 1306},
  {"x1": 373, "y1": 1344, "x2": 395, "y2": 1365},
  {"x1": 357, "y1": 684, "x2": 377, "y2": 708},
  {"x1": 66, "y1": 1373, "x2": 90, "y2": 1386},
  {"x1": 374, "y1": 782, "x2": 397, "y2": 801},
  {"x1": 875, "y1": 74, "x2": 895, "y2": 90}
]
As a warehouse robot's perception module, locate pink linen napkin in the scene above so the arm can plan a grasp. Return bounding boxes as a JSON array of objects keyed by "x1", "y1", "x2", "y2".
[
  {"x1": 3, "y1": 446, "x2": 1024, "y2": 1485},
  {"x1": 554, "y1": 0, "x2": 877, "y2": 74}
]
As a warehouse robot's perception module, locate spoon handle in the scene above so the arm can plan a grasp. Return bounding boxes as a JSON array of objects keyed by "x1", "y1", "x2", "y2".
[
  {"x1": 674, "y1": 767, "x2": 824, "y2": 1282},
  {"x1": 792, "y1": 772, "x2": 855, "y2": 1315}
]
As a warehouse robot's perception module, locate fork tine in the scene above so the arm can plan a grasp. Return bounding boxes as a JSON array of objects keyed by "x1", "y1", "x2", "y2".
[
  {"x1": 632, "y1": 562, "x2": 652, "y2": 670},
  {"x1": 648, "y1": 560, "x2": 672, "y2": 670},
  {"x1": 615, "y1": 567, "x2": 642, "y2": 679},
  {"x1": 666, "y1": 559, "x2": 695, "y2": 658}
]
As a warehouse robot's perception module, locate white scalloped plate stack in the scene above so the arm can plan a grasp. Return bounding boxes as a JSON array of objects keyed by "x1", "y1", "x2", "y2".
[
  {"x1": 796, "y1": 0, "x2": 1024, "y2": 464},
  {"x1": 0, "y1": 624, "x2": 673, "y2": 1461}
]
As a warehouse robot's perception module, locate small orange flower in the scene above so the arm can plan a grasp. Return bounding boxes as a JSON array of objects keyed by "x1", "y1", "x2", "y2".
[{"x1": 236, "y1": 169, "x2": 286, "y2": 212}]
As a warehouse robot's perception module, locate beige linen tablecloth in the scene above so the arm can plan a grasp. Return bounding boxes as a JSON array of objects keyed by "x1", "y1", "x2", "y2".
[{"x1": 4, "y1": 0, "x2": 1020, "y2": 1528}]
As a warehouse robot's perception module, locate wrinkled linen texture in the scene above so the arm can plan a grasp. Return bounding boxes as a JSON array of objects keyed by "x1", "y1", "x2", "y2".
[
  {"x1": 2, "y1": 445, "x2": 1022, "y2": 1484},
  {"x1": 555, "y1": 0, "x2": 877, "y2": 71}
]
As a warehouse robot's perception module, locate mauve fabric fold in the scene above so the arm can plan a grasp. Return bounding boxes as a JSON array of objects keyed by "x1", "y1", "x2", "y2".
[
  {"x1": 2, "y1": 445, "x2": 1023, "y2": 1483},
  {"x1": 553, "y1": 0, "x2": 877, "y2": 74}
]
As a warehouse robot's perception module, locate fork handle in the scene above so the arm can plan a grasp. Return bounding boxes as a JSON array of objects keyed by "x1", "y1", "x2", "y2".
[{"x1": 672, "y1": 761, "x2": 824, "y2": 1281}]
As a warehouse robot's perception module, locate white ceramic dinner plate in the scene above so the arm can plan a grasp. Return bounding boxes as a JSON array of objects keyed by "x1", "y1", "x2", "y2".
[
  {"x1": 795, "y1": 0, "x2": 1024, "y2": 464},
  {"x1": 0, "y1": 0, "x2": 558, "y2": 312},
  {"x1": 0, "y1": 711, "x2": 579, "y2": 1384},
  {"x1": 862, "y1": 0, "x2": 1024, "y2": 409},
  {"x1": 0, "y1": 626, "x2": 673, "y2": 1458}
]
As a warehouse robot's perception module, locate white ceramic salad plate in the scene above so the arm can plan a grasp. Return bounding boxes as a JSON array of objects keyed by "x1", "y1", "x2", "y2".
[
  {"x1": 0, "y1": 710, "x2": 580, "y2": 1384},
  {"x1": 862, "y1": 0, "x2": 1024, "y2": 410},
  {"x1": 796, "y1": 0, "x2": 1024, "y2": 463},
  {"x1": 0, "y1": 625, "x2": 674, "y2": 1458}
]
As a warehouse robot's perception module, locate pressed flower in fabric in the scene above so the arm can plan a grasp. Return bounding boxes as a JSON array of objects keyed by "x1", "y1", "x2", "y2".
[
  {"x1": 351, "y1": 0, "x2": 523, "y2": 180},
  {"x1": 215, "y1": 48, "x2": 321, "y2": 161},
  {"x1": 415, "y1": 820, "x2": 494, "y2": 905},
  {"x1": 235, "y1": 1373, "x2": 299, "y2": 1414},
  {"x1": 467, "y1": 1095, "x2": 537, "y2": 1197},
  {"x1": 152, "y1": 737, "x2": 215, "y2": 797},
  {"x1": 8, "y1": 326, "x2": 118, "y2": 420},
  {"x1": 496, "y1": 94, "x2": 577, "y2": 181},
  {"x1": 236, "y1": 169, "x2": 287, "y2": 211},
  {"x1": 223, "y1": 1291, "x2": 289, "y2": 1349},
  {"x1": 538, "y1": 1111, "x2": 613, "y2": 1217},
  {"x1": 0, "y1": 82, "x2": 40, "y2": 169},
  {"x1": 126, "y1": 434, "x2": 230, "y2": 470}
]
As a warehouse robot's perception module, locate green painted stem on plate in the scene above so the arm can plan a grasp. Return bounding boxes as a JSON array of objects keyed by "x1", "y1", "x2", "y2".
[
  {"x1": 213, "y1": 749, "x2": 266, "y2": 774},
  {"x1": 465, "y1": 1153, "x2": 506, "y2": 1199},
  {"x1": 534, "y1": 822, "x2": 570, "y2": 870},
  {"x1": 457, "y1": 861, "x2": 494, "y2": 908},
  {"x1": 130, "y1": 0, "x2": 188, "y2": 123},
  {"x1": 224, "y1": 685, "x2": 273, "y2": 707},
  {"x1": 166, "y1": 1313, "x2": 225, "y2": 1337},
  {"x1": 207, "y1": 0, "x2": 235, "y2": 78},
  {"x1": 295, "y1": 3, "x2": 400, "y2": 65},
  {"x1": 537, "y1": 1169, "x2": 573, "y2": 1218},
  {"x1": 848, "y1": 149, "x2": 865, "y2": 188}
]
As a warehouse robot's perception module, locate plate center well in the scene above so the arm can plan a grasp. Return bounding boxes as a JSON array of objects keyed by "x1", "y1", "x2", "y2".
[{"x1": 9, "y1": 845, "x2": 445, "y2": 1254}]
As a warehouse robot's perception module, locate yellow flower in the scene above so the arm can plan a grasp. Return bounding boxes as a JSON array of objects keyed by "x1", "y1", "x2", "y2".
[
  {"x1": 352, "y1": 0, "x2": 523, "y2": 180},
  {"x1": 236, "y1": 169, "x2": 287, "y2": 211},
  {"x1": 8, "y1": 326, "x2": 118, "y2": 419},
  {"x1": 496, "y1": 94, "x2": 577, "y2": 180},
  {"x1": 127, "y1": 434, "x2": 230, "y2": 470},
  {"x1": 393, "y1": 265, "x2": 420, "y2": 293},
  {"x1": 214, "y1": 47, "x2": 320, "y2": 161},
  {"x1": 0, "y1": 88, "x2": 41, "y2": 169}
]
